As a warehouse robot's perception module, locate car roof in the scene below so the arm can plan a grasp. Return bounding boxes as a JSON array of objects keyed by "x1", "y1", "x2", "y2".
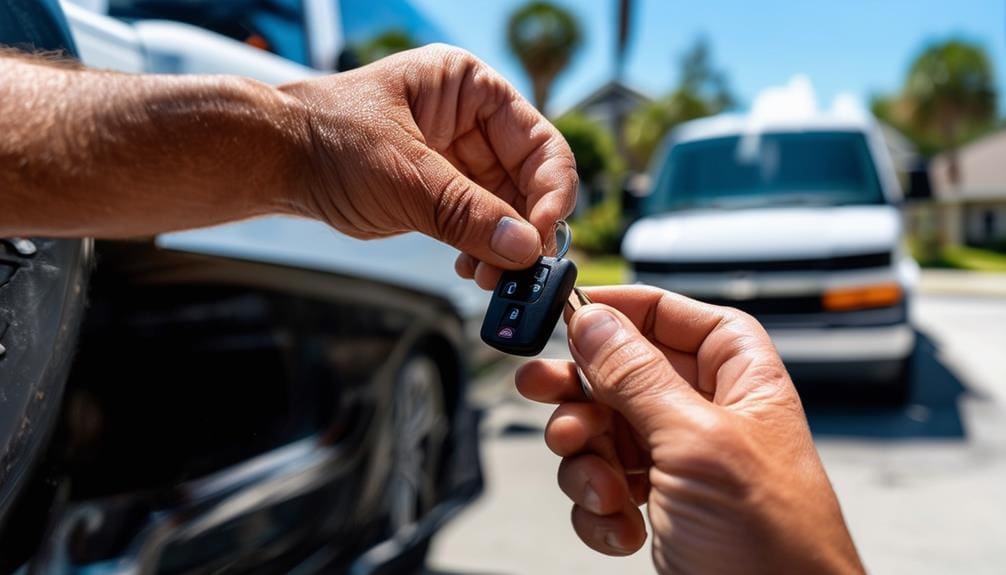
[{"x1": 672, "y1": 112, "x2": 876, "y2": 144}]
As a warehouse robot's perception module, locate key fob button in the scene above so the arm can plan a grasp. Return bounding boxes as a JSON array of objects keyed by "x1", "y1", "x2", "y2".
[
  {"x1": 503, "y1": 281, "x2": 520, "y2": 297},
  {"x1": 533, "y1": 265, "x2": 550, "y2": 282},
  {"x1": 529, "y1": 282, "x2": 544, "y2": 300},
  {"x1": 503, "y1": 305, "x2": 522, "y2": 325},
  {"x1": 497, "y1": 326, "x2": 516, "y2": 339}
]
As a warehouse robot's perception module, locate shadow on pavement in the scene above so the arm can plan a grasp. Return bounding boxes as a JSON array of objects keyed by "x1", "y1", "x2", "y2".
[{"x1": 800, "y1": 330, "x2": 969, "y2": 440}]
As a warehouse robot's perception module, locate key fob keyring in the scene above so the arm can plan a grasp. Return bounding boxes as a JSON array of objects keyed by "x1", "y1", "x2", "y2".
[{"x1": 480, "y1": 222, "x2": 577, "y2": 356}]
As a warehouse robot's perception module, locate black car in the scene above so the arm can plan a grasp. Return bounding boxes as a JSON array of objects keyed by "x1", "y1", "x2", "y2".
[
  {"x1": 0, "y1": 3, "x2": 482, "y2": 571},
  {"x1": 2, "y1": 233, "x2": 482, "y2": 573}
]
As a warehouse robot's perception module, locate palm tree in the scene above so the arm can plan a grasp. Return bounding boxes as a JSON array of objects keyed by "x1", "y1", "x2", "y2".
[
  {"x1": 506, "y1": 1, "x2": 582, "y2": 113},
  {"x1": 356, "y1": 30, "x2": 418, "y2": 65},
  {"x1": 904, "y1": 40, "x2": 996, "y2": 184}
]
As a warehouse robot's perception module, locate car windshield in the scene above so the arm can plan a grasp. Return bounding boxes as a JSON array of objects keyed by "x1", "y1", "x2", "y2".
[{"x1": 643, "y1": 131, "x2": 886, "y2": 215}]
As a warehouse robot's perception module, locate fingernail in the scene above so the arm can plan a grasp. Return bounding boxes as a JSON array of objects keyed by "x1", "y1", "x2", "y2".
[
  {"x1": 605, "y1": 532, "x2": 628, "y2": 553},
  {"x1": 583, "y1": 485, "x2": 602, "y2": 514},
  {"x1": 573, "y1": 309, "x2": 621, "y2": 360},
  {"x1": 491, "y1": 217, "x2": 539, "y2": 264}
]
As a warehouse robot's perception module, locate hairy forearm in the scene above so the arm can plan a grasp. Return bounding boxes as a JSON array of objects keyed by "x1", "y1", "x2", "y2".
[{"x1": 0, "y1": 55, "x2": 311, "y2": 237}]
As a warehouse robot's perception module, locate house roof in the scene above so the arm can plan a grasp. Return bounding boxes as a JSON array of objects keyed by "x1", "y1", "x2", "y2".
[
  {"x1": 564, "y1": 80, "x2": 651, "y2": 116},
  {"x1": 930, "y1": 129, "x2": 1006, "y2": 200}
]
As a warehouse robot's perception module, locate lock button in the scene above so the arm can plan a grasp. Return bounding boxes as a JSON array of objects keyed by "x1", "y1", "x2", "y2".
[{"x1": 502, "y1": 305, "x2": 523, "y2": 326}]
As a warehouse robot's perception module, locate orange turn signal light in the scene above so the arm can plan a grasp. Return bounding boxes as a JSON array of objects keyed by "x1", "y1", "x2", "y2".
[{"x1": 822, "y1": 283, "x2": 903, "y2": 311}]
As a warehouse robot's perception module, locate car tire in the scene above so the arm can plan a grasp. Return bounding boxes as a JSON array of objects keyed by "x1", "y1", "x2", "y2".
[
  {"x1": 874, "y1": 354, "x2": 914, "y2": 406},
  {"x1": 387, "y1": 353, "x2": 450, "y2": 533}
]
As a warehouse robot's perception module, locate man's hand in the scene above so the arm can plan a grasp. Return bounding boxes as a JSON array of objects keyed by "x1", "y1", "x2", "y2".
[
  {"x1": 516, "y1": 286, "x2": 864, "y2": 574},
  {"x1": 1, "y1": 45, "x2": 575, "y2": 280},
  {"x1": 281, "y1": 45, "x2": 576, "y2": 286}
]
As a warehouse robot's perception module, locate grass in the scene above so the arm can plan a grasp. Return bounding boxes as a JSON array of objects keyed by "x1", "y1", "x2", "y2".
[
  {"x1": 576, "y1": 255, "x2": 628, "y2": 286},
  {"x1": 931, "y1": 245, "x2": 1006, "y2": 272},
  {"x1": 911, "y1": 242, "x2": 1006, "y2": 273}
]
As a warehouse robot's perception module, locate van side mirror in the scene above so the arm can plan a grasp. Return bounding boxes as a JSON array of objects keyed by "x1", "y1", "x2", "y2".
[
  {"x1": 621, "y1": 172, "x2": 651, "y2": 223},
  {"x1": 905, "y1": 162, "x2": 932, "y2": 201}
]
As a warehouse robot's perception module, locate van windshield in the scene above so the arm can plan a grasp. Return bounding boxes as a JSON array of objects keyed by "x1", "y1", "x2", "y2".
[{"x1": 644, "y1": 131, "x2": 886, "y2": 214}]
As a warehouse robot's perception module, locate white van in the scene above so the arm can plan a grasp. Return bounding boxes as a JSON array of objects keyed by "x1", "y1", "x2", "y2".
[{"x1": 622, "y1": 109, "x2": 919, "y2": 398}]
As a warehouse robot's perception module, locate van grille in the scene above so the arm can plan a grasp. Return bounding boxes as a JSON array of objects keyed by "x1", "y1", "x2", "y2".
[{"x1": 632, "y1": 252, "x2": 891, "y2": 274}]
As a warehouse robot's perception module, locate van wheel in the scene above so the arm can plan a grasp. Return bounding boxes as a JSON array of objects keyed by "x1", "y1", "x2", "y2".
[{"x1": 875, "y1": 356, "x2": 914, "y2": 406}]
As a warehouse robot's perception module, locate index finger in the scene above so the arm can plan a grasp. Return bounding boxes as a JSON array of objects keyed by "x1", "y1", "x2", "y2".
[{"x1": 481, "y1": 82, "x2": 577, "y2": 241}]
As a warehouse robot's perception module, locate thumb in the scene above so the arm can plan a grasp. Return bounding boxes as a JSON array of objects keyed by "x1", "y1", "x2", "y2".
[
  {"x1": 414, "y1": 151, "x2": 542, "y2": 269},
  {"x1": 569, "y1": 305, "x2": 705, "y2": 439}
]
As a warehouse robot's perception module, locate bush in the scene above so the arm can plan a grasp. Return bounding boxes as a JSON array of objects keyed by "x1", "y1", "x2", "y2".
[
  {"x1": 553, "y1": 112, "x2": 622, "y2": 187},
  {"x1": 571, "y1": 199, "x2": 623, "y2": 255}
]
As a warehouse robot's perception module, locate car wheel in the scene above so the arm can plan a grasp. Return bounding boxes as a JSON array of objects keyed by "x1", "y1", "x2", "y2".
[
  {"x1": 875, "y1": 355, "x2": 914, "y2": 406},
  {"x1": 388, "y1": 354, "x2": 449, "y2": 532}
]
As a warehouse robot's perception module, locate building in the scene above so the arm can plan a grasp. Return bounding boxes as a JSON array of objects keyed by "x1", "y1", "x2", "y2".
[
  {"x1": 928, "y1": 129, "x2": 1006, "y2": 247},
  {"x1": 564, "y1": 79, "x2": 651, "y2": 138}
]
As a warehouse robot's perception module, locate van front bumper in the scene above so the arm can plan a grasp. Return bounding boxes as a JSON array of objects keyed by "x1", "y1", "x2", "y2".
[{"x1": 768, "y1": 323, "x2": 915, "y2": 363}]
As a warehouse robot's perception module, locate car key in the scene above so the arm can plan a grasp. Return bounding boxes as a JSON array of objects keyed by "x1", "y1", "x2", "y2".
[
  {"x1": 565, "y1": 286, "x2": 596, "y2": 399},
  {"x1": 480, "y1": 222, "x2": 577, "y2": 356}
]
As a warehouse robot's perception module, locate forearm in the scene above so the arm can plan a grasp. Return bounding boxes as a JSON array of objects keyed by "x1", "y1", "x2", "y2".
[{"x1": 0, "y1": 55, "x2": 311, "y2": 237}]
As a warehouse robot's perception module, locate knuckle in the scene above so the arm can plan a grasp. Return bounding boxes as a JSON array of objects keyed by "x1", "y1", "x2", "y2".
[
  {"x1": 432, "y1": 174, "x2": 478, "y2": 246},
  {"x1": 593, "y1": 337, "x2": 667, "y2": 398},
  {"x1": 723, "y1": 307, "x2": 769, "y2": 339},
  {"x1": 428, "y1": 43, "x2": 476, "y2": 67},
  {"x1": 654, "y1": 414, "x2": 752, "y2": 496}
]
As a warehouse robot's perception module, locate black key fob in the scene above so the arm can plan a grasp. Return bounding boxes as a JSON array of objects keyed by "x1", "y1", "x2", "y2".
[{"x1": 480, "y1": 256, "x2": 577, "y2": 356}]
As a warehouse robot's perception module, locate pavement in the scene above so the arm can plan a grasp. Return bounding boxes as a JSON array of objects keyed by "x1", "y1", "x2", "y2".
[
  {"x1": 427, "y1": 285, "x2": 1006, "y2": 574},
  {"x1": 918, "y1": 269, "x2": 1006, "y2": 297}
]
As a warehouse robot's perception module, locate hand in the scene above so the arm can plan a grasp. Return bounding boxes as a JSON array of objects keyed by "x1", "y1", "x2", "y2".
[
  {"x1": 516, "y1": 286, "x2": 864, "y2": 574},
  {"x1": 280, "y1": 45, "x2": 577, "y2": 287}
]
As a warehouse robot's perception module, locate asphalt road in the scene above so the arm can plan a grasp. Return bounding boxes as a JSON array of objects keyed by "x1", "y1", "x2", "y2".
[{"x1": 427, "y1": 292, "x2": 1006, "y2": 574}]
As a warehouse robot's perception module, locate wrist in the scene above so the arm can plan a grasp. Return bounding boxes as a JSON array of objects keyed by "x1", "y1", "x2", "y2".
[
  {"x1": 218, "y1": 76, "x2": 318, "y2": 220},
  {"x1": 135, "y1": 73, "x2": 318, "y2": 222}
]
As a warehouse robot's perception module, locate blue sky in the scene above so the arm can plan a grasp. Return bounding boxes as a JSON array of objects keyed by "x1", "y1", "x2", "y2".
[{"x1": 405, "y1": 0, "x2": 1006, "y2": 117}]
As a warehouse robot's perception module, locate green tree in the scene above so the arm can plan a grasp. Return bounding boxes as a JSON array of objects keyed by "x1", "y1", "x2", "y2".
[
  {"x1": 875, "y1": 39, "x2": 997, "y2": 182},
  {"x1": 623, "y1": 37, "x2": 734, "y2": 168},
  {"x1": 507, "y1": 1, "x2": 582, "y2": 113},
  {"x1": 625, "y1": 90, "x2": 711, "y2": 168},
  {"x1": 553, "y1": 112, "x2": 620, "y2": 188},
  {"x1": 679, "y1": 36, "x2": 735, "y2": 112},
  {"x1": 356, "y1": 30, "x2": 418, "y2": 65}
]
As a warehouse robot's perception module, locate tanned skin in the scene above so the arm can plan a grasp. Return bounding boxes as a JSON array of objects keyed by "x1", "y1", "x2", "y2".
[{"x1": 0, "y1": 45, "x2": 578, "y2": 284}]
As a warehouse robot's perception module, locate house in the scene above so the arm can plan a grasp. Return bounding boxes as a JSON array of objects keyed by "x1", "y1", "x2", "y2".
[
  {"x1": 928, "y1": 129, "x2": 1006, "y2": 247},
  {"x1": 564, "y1": 79, "x2": 651, "y2": 138}
]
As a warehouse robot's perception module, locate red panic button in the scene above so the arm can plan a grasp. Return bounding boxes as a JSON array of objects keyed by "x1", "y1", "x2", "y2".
[{"x1": 497, "y1": 326, "x2": 516, "y2": 339}]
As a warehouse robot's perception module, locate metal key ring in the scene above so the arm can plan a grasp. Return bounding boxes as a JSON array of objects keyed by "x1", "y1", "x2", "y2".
[{"x1": 553, "y1": 220, "x2": 572, "y2": 260}]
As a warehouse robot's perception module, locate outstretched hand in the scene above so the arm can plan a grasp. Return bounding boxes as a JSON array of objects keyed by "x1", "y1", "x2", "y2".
[{"x1": 280, "y1": 44, "x2": 577, "y2": 287}]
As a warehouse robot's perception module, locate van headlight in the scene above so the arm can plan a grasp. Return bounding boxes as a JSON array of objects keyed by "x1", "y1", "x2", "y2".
[{"x1": 822, "y1": 283, "x2": 903, "y2": 311}]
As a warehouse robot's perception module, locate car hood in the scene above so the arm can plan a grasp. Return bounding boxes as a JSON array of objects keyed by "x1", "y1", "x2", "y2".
[
  {"x1": 157, "y1": 217, "x2": 488, "y2": 319},
  {"x1": 622, "y1": 205, "x2": 901, "y2": 262}
]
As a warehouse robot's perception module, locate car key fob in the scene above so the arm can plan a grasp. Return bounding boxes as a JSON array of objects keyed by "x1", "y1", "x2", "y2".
[{"x1": 480, "y1": 255, "x2": 577, "y2": 356}]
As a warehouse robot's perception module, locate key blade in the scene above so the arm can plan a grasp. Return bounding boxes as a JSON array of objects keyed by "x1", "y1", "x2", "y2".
[{"x1": 565, "y1": 286, "x2": 593, "y2": 313}]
